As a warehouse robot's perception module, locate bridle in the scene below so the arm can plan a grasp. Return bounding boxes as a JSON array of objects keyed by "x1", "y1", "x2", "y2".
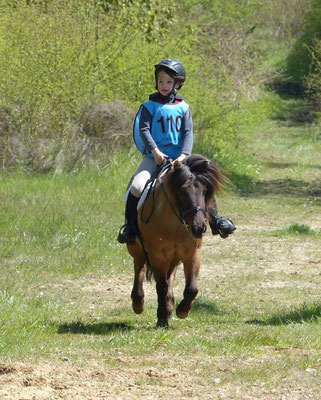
[
  {"x1": 141, "y1": 161, "x2": 208, "y2": 234},
  {"x1": 160, "y1": 180, "x2": 207, "y2": 230}
]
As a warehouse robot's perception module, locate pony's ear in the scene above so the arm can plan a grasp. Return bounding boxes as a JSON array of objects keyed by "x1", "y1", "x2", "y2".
[{"x1": 202, "y1": 159, "x2": 210, "y2": 169}]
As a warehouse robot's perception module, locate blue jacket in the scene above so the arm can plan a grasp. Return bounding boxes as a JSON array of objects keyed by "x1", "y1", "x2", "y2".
[{"x1": 133, "y1": 93, "x2": 193, "y2": 159}]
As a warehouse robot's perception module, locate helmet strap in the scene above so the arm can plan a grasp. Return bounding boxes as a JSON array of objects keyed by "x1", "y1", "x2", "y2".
[{"x1": 171, "y1": 82, "x2": 177, "y2": 97}]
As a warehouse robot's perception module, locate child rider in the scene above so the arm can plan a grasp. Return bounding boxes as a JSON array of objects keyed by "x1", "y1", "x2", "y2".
[{"x1": 117, "y1": 58, "x2": 235, "y2": 244}]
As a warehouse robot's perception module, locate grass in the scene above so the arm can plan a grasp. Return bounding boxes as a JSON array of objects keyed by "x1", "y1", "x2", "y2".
[
  {"x1": 0, "y1": 104, "x2": 320, "y2": 397},
  {"x1": 271, "y1": 223, "x2": 321, "y2": 237},
  {"x1": 0, "y1": 153, "x2": 136, "y2": 276}
]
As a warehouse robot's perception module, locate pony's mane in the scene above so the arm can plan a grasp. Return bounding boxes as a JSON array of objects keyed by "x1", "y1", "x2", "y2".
[{"x1": 168, "y1": 154, "x2": 226, "y2": 197}]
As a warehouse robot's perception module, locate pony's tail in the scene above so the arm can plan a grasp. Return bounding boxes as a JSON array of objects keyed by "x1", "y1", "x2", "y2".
[
  {"x1": 135, "y1": 230, "x2": 153, "y2": 281},
  {"x1": 146, "y1": 259, "x2": 153, "y2": 282}
]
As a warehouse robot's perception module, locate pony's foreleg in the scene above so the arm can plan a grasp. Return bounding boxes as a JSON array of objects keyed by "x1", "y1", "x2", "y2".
[
  {"x1": 154, "y1": 268, "x2": 175, "y2": 328},
  {"x1": 129, "y1": 245, "x2": 146, "y2": 314},
  {"x1": 207, "y1": 197, "x2": 220, "y2": 235},
  {"x1": 176, "y1": 248, "x2": 201, "y2": 319}
]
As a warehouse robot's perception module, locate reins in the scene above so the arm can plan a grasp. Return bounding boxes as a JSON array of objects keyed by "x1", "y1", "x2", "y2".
[
  {"x1": 140, "y1": 161, "x2": 172, "y2": 224},
  {"x1": 159, "y1": 180, "x2": 187, "y2": 226}
]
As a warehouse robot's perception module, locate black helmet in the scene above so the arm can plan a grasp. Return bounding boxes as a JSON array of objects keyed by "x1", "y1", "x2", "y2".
[{"x1": 154, "y1": 58, "x2": 186, "y2": 91}]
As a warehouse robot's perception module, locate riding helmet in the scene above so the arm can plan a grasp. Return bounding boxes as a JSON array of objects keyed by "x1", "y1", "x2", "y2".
[{"x1": 154, "y1": 58, "x2": 186, "y2": 90}]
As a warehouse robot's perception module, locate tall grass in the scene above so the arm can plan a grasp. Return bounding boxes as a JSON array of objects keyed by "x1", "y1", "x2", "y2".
[{"x1": 0, "y1": 152, "x2": 136, "y2": 275}]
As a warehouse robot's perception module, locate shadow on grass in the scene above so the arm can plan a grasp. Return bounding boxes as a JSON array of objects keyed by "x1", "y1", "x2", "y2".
[
  {"x1": 58, "y1": 321, "x2": 134, "y2": 335},
  {"x1": 246, "y1": 177, "x2": 321, "y2": 200},
  {"x1": 265, "y1": 78, "x2": 317, "y2": 125},
  {"x1": 191, "y1": 298, "x2": 220, "y2": 315},
  {"x1": 263, "y1": 161, "x2": 321, "y2": 170},
  {"x1": 246, "y1": 303, "x2": 321, "y2": 326}
]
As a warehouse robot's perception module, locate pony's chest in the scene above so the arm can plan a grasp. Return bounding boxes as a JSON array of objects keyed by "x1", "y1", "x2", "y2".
[{"x1": 144, "y1": 230, "x2": 201, "y2": 261}]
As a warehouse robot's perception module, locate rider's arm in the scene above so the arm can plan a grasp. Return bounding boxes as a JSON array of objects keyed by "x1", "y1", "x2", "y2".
[
  {"x1": 181, "y1": 108, "x2": 193, "y2": 156},
  {"x1": 139, "y1": 105, "x2": 167, "y2": 164},
  {"x1": 139, "y1": 105, "x2": 157, "y2": 153}
]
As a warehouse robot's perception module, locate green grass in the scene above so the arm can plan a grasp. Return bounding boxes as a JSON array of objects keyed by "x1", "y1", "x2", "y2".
[
  {"x1": 0, "y1": 153, "x2": 137, "y2": 276},
  {"x1": 271, "y1": 223, "x2": 321, "y2": 237}
]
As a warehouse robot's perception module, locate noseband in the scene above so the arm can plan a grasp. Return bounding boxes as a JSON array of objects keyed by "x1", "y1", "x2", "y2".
[{"x1": 179, "y1": 204, "x2": 207, "y2": 221}]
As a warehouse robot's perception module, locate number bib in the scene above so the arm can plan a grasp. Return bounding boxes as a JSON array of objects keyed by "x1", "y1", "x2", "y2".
[{"x1": 134, "y1": 100, "x2": 189, "y2": 159}]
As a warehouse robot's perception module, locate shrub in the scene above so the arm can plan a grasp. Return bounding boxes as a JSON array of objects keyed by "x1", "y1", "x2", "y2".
[
  {"x1": 0, "y1": 0, "x2": 175, "y2": 171},
  {"x1": 0, "y1": 0, "x2": 285, "y2": 180},
  {"x1": 286, "y1": 0, "x2": 321, "y2": 83},
  {"x1": 304, "y1": 38, "x2": 321, "y2": 115}
]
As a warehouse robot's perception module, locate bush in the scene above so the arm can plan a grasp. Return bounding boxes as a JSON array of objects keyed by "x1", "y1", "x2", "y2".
[
  {"x1": 304, "y1": 38, "x2": 321, "y2": 114},
  {"x1": 0, "y1": 0, "x2": 176, "y2": 171},
  {"x1": 0, "y1": 101, "x2": 135, "y2": 173},
  {"x1": 0, "y1": 0, "x2": 284, "y2": 180},
  {"x1": 286, "y1": 0, "x2": 321, "y2": 83}
]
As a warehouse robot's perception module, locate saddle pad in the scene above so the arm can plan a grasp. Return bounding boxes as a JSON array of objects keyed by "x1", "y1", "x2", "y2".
[
  {"x1": 126, "y1": 163, "x2": 171, "y2": 211},
  {"x1": 137, "y1": 181, "x2": 153, "y2": 211}
]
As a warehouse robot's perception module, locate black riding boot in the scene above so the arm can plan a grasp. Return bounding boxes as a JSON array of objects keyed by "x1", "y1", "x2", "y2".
[
  {"x1": 212, "y1": 216, "x2": 236, "y2": 238},
  {"x1": 117, "y1": 192, "x2": 140, "y2": 244}
]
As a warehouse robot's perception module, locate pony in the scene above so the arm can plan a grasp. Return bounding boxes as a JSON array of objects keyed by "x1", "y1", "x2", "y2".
[{"x1": 126, "y1": 154, "x2": 226, "y2": 327}]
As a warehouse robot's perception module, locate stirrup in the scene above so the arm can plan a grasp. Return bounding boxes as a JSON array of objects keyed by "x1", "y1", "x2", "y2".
[
  {"x1": 117, "y1": 223, "x2": 136, "y2": 244},
  {"x1": 217, "y1": 216, "x2": 236, "y2": 238}
]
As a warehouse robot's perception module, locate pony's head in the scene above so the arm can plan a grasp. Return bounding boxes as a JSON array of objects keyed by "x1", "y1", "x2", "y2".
[{"x1": 166, "y1": 154, "x2": 226, "y2": 238}]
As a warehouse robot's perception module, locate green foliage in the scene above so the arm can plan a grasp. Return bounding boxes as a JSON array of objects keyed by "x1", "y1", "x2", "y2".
[
  {"x1": 99, "y1": 0, "x2": 178, "y2": 39},
  {"x1": 304, "y1": 38, "x2": 321, "y2": 114},
  {"x1": 0, "y1": 0, "x2": 313, "y2": 181},
  {"x1": 0, "y1": 0, "x2": 179, "y2": 171},
  {"x1": 286, "y1": 0, "x2": 321, "y2": 82}
]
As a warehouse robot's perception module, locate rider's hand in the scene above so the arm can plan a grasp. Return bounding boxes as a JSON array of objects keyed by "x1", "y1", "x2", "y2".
[
  {"x1": 175, "y1": 153, "x2": 187, "y2": 163},
  {"x1": 151, "y1": 147, "x2": 168, "y2": 165}
]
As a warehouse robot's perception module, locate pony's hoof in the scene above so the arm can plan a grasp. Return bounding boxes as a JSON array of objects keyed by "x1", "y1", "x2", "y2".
[
  {"x1": 132, "y1": 301, "x2": 144, "y2": 314},
  {"x1": 176, "y1": 305, "x2": 189, "y2": 319},
  {"x1": 157, "y1": 318, "x2": 168, "y2": 328},
  {"x1": 176, "y1": 310, "x2": 188, "y2": 319}
]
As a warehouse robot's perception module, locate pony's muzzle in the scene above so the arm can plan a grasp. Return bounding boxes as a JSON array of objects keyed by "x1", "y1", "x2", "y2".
[
  {"x1": 190, "y1": 217, "x2": 207, "y2": 238},
  {"x1": 191, "y1": 224, "x2": 207, "y2": 238}
]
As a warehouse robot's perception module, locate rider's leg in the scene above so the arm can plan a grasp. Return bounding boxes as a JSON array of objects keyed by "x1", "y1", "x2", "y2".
[
  {"x1": 208, "y1": 197, "x2": 236, "y2": 238},
  {"x1": 117, "y1": 192, "x2": 140, "y2": 244},
  {"x1": 117, "y1": 158, "x2": 158, "y2": 244}
]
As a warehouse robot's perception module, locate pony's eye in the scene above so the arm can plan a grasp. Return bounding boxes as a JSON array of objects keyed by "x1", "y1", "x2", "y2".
[{"x1": 178, "y1": 186, "x2": 188, "y2": 194}]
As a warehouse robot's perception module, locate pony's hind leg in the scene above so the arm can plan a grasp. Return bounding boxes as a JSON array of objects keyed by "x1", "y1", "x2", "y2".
[
  {"x1": 166, "y1": 266, "x2": 177, "y2": 318},
  {"x1": 129, "y1": 244, "x2": 146, "y2": 314},
  {"x1": 176, "y1": 248, "x2": 201, "y2": 319}
]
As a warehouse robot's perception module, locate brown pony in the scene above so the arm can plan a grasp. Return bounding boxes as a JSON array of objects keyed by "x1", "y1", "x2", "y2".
[{"x1": 127, "y1": 154, "x2": 226, "y2": 327}]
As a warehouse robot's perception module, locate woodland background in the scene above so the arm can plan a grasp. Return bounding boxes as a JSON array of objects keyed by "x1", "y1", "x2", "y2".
[{"x1": 0, "y1": 0, "x2": 320, "y2": 185}]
